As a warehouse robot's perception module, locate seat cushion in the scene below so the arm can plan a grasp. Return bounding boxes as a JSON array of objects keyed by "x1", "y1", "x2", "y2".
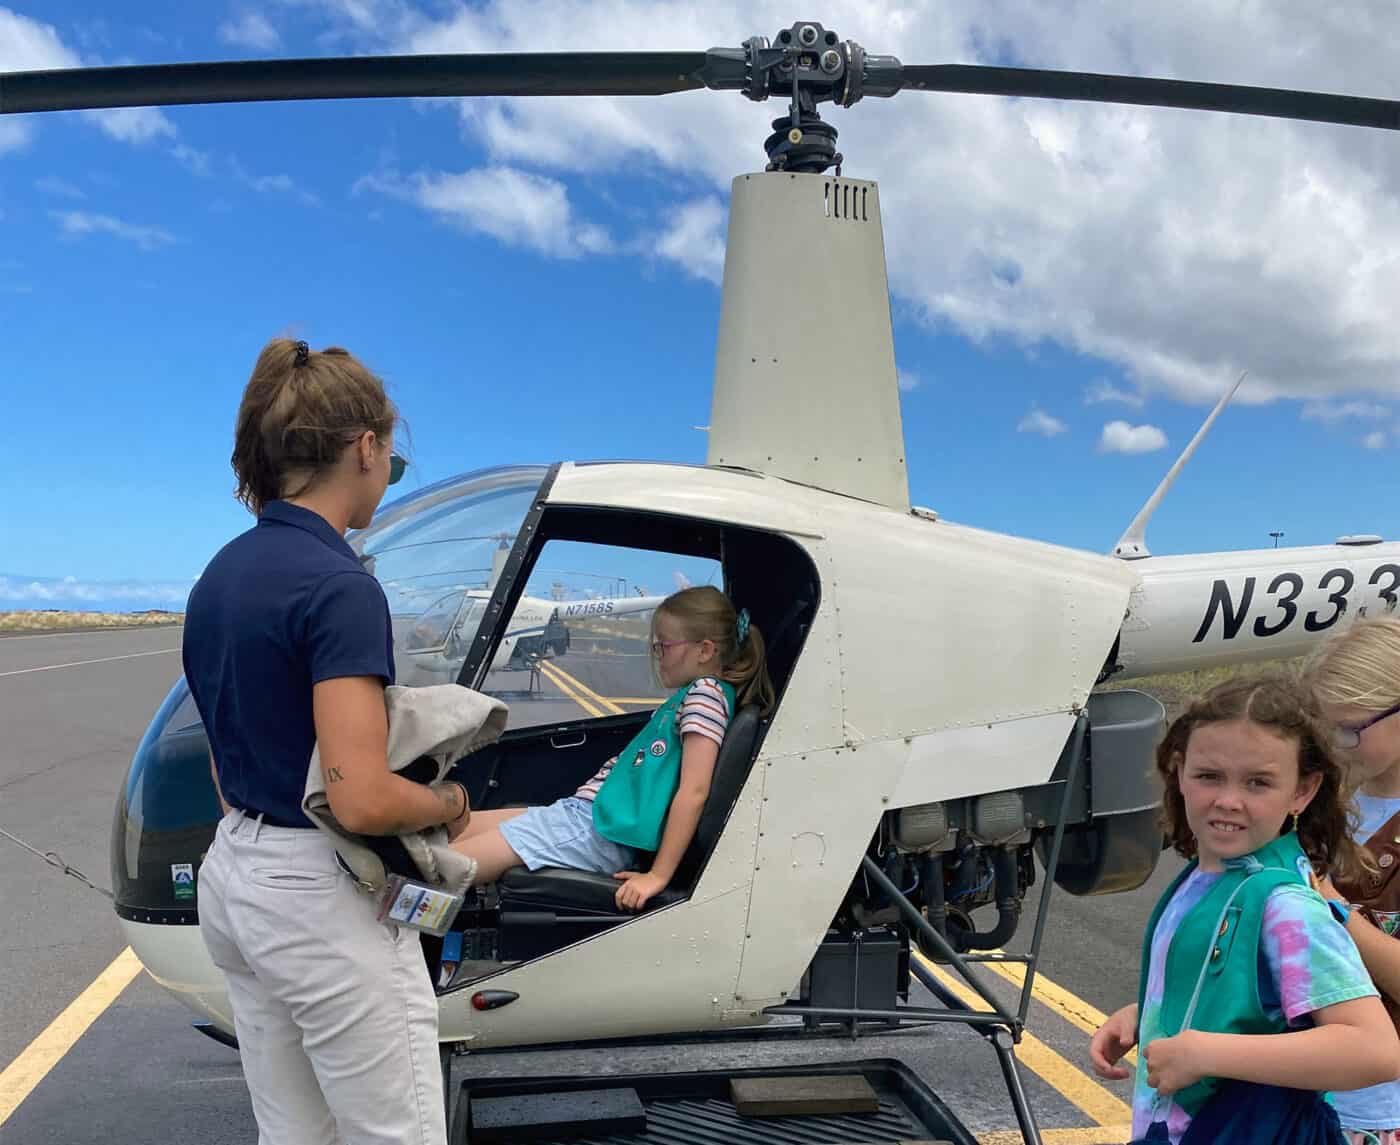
[{"x1": 497, "y1": 866, "x2": 684, "y2": 914}]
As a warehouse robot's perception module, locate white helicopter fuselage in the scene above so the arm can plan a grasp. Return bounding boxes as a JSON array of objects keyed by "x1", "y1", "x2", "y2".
[{"x1": 113, "y1": 168, "x2": 1391, "y2": 1052}]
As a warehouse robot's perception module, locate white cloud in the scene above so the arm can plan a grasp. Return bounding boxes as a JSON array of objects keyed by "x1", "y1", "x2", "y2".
[
  {"x1": 172, "y1": 143, "x2": 213, "y2": 177},
  {"x1": 295, "y1": 1, "x2": 1400, "y2": 407},
  {"x1": 1302, "y1": 400, "x2": 1392, "y2": 423},
  {"x1": 0, "y1": 120, "x2": 27, "y2": 155},
  {"x1": 1018, "y1": 407, "x2": 1068, "y2": 437},
  {"x1": 358, "y1": 165, "x2": 612, "y2": 258},
  {"x1": 1085, "y1": 379, "x2": 1144, "y2": 407},
  {"x1": 35, "y1": 175, "x2": 85, "y2": 199},
  {"x1": 0, "y1": 7, "x2": 74, "y2": 152},
  {"x1": 51, "y1": 210, "x2": 175, "y2": 250},
  {"x1": 897, "y1": 369, "x2": 921, "y2": 393},
  {"x1": 219, "y1": 9, "x2": 281, "y2": 51},
  {"x1": 0, "y1": 8, "x2": 174, "y2": 148},
  {"x1": 654, "y1": 197, "x2": 725, "y2": 283},
  {"x1": 0, "y1": 573, "x2": 190, "y2": 607},
  {"x1": 1363, "y1": 430, "x2": 1387, "y2": 450},
  {"x1": 231, "y1": 159, "x2": 321, "y2": 205},
  {"x1": 86, "y1": 106, "x2": 176, "y2": 144},
  {"x1": 1100, "y1": 420, "x2": 1168, "y2": 454}
]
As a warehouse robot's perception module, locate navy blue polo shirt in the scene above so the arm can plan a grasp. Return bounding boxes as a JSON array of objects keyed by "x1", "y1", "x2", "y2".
[{"x1": 182, "y1": 500, "x2": 395, "y2": 828}]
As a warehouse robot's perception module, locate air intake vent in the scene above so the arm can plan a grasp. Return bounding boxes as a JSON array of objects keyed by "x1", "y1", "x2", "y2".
[{"x1": 824, "y1": 179, "x2": 868, "y2": 222}]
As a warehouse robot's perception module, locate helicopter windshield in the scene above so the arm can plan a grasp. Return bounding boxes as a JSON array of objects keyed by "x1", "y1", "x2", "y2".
[{"x1": 349, "y1": 465, "x2": 549, "y2": 687}]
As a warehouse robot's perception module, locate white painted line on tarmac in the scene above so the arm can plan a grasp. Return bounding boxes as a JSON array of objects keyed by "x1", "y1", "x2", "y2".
[{"x1": 0, "y1": 648, "x2": 181, "y2": 678}]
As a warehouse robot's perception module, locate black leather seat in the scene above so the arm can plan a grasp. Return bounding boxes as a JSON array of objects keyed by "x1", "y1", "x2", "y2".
[{"x1": 497, "y1": 704, "x2": 763, "y2": 914}]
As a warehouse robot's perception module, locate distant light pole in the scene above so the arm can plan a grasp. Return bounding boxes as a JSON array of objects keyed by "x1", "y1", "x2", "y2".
[{"x1": 1269, "y1": 531, "x2": 1284, "y2": 549}]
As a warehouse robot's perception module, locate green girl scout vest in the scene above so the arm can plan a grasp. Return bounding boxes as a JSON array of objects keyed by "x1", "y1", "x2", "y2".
[
  {"x1": 592, "y1": 678, "x2": 736, "y2": 853},
  {"x1": 1136, "y1": 830, "x2": 1315, "y2": 1116}
]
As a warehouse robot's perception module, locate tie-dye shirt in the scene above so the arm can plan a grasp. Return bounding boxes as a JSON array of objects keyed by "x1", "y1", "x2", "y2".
[
  {"x1": 1331, "y1": 792, "x2": 1400, "y2": 1134},
  {"x1": 1132, "y1": 866, "x2": 1376, "y2": 1143}
]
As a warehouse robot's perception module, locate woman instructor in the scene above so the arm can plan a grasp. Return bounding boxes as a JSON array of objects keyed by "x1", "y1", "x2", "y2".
[{"x1": 183, "y1": 338, "x2": 467, "y2": 1145}]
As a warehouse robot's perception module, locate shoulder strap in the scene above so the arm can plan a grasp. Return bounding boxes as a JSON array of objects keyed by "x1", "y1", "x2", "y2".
[{"x1": 1176, "y1": 866, "x2": 1298, "y2": 1035}]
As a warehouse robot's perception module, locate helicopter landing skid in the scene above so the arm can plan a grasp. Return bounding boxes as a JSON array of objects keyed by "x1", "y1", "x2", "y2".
[
  {"x1": 761, "y1": 713, "x2": 1090, "y2": 1145},
  {"x1": 436, "y1": 716, "x2": 1088, "y2": 1144}
]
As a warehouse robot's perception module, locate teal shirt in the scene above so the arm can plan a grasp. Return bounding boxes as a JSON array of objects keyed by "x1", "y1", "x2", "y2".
[{"x1": 592, "y1": 679, "x2": 736, "y2": 852}]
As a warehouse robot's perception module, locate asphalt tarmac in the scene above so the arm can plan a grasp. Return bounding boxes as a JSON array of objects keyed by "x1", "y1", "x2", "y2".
[{"x1": 0, "y1": 626, "x2": 1175, "y2": 1144}]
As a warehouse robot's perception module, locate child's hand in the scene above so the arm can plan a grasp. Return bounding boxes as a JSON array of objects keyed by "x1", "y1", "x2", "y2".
[
  {"x1": 613, "y1": 870, "x2": 667, "y2": 912},
  {"x1": 1089, "y1": 1004, "x2": 1138, "y2": 1081},
  {"x1": 1311, "y1": 870, "x2": 1344, "y2": 901},
  {"x1": 1143, "y1": 1031, "x2": 1207, "y2": 1096}
]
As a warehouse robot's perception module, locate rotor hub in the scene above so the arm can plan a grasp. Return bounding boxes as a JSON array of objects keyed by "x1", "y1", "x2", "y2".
[{"x1": 734, "y1": 22, "x2": 901, "y2": 174}]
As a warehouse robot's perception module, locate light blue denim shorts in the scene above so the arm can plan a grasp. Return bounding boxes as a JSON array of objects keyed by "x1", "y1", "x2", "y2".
[{"x1": 499, "y1": 796, "x2": 637, "y2": 875}]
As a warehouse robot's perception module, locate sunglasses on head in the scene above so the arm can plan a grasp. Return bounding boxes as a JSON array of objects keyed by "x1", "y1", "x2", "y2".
[{"x1": 388, "y1": 453, "x2": 407, "y2": 486}]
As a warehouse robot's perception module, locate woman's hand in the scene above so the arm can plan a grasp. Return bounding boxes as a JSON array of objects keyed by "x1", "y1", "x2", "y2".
[
  {"x1": 1089, "y1": 1003, "x2": 1139, "y2": 1081},
  {"x1": 613, "y1": 870, "x2": 667, "y2": 912},
  {"x1": 1143, "y1": 1031, "x2": 1207, "y2": 1096}
]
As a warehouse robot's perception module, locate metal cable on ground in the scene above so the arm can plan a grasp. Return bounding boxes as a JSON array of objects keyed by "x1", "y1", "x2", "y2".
[{"x1": 0, "y1": 825, "x2": 113, "y2": 899}]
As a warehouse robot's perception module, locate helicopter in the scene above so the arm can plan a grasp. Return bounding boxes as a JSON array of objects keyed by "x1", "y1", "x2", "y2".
[{"x1": 13, "y1": 20, "x2": 1400, "y2": 1144}]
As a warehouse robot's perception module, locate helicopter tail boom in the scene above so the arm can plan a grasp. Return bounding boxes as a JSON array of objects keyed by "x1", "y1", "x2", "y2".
[{"x1": 1114, "y1": 539, "x2": 1400, "y2": 678}]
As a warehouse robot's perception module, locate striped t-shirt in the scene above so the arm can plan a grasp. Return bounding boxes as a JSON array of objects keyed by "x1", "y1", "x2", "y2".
[{"x1": 574, "y1": 677, "x2": 731, "y2": 802}]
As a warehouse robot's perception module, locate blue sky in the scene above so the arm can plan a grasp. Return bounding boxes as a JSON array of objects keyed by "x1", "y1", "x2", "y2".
[{"x1": 3, "y1": 2, "x2": 1400, "y2": 611}]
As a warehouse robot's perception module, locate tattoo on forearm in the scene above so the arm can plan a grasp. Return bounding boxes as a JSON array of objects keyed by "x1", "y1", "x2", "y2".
[{"x1": 327, "y1": 767, "x2": 343, "y2": 783}]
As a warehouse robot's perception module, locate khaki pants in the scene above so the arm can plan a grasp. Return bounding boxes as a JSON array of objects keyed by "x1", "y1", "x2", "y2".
[{"x1": 198, "y1": 811, "x2": 446, "y2": 1145}]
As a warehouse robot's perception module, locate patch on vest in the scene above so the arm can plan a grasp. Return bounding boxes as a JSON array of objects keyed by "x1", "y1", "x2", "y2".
[
  {"x1": 631, "y1": 750, "x2": 645, "y2": 767},
  {"x1": 649, "y1": 739, "x2": 667, "y2": 758}
]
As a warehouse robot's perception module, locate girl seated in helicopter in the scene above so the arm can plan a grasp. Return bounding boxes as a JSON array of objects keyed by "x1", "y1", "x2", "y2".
[{"x1": 451, "y1": 585, "x2": 775, "y2": 912}]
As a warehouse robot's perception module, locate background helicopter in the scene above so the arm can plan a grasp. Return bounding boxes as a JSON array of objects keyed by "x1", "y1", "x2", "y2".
[{"x1": 10, "y1": 17, "x2": 1400, "y2": 1145}]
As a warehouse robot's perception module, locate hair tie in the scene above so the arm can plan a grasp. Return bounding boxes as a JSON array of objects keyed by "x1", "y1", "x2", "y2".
[
  {"x1": 735, "y1": 608, "x2": 750, "y2": 646},
  {"x1": 293, "y1": 340, "x2": 310, "y2": 367}
]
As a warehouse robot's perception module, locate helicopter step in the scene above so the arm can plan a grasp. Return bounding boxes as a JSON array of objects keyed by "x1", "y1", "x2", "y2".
[{"x1": 449, "y1": 1059, "x2": 976, "y2": 1145}]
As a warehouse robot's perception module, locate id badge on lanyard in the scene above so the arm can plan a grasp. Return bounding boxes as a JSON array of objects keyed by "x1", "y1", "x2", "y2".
[{"x1": 374, "y1": 873, "x2": 464, "y2": 937}]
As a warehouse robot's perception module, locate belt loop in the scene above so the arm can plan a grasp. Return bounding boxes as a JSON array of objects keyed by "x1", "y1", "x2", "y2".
[
  {"x1": 251, "y1": 812, "x2": 265, "y2": 843},
  {"x1": 228, "y1": 808, "x2": 247, "y2": 835}
]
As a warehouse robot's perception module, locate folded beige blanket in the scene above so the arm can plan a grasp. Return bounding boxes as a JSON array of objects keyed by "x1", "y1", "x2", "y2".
[{"x1": 303, "y1": 683, "x2": 508, "y2": 895}]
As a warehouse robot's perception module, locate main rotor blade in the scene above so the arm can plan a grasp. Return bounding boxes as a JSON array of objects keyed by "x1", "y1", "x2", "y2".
[
  {"x1": 0, "y1": 52, "x2": 710, "y2": 115},
  {"x1": 901, "y1": 64, "x2": 1400, "y2": 132}
]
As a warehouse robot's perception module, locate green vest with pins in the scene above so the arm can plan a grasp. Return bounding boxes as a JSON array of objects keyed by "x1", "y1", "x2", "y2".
[
  {"x1": 592, "y1": 678, "x2": 736, "y2": 853},
  {"x1": 1136, "y1": 830, "x2": 1315, "y2": 1116}
]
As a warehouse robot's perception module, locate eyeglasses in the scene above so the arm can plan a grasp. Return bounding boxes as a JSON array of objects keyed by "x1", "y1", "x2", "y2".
[
  {"x1": 1333, "y1": 700, "x2": 1400, "y2": 749},
  {"x1": 388, "y1": 453, "x2": 407, "y2": 486},
  {"x1": 650, "y1": 639, "x2": 693, "y2": 658}
]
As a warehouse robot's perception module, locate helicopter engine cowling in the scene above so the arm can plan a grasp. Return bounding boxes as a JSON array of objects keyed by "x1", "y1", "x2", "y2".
[{"x1": 852, "y1": 688, "x2": 1165, "y2": 954}]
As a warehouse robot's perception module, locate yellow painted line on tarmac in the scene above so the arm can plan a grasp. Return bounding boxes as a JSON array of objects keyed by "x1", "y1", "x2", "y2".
[
  {"x1": 537, "y1": 661, "x2": 605, "y2": 718},
  {"x1": 980, "y1": 1127, "x2": 1131, "y2": 1145},
  {"x1": 542, "y1": 662, "x2": 625, "y2": 715},
  {"x1": 915, "y1": 953, "x2": 1131, "y2": 1128},
  {"x1": 978, "y1": 954, "x2": 1137, "y2": 1067},
  {"x1": 600, "y1": 696, "x2": 665, "y2": 706},
  {"x1": 0, "y1": 947, "x2": 144, "y2": 1126}
]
